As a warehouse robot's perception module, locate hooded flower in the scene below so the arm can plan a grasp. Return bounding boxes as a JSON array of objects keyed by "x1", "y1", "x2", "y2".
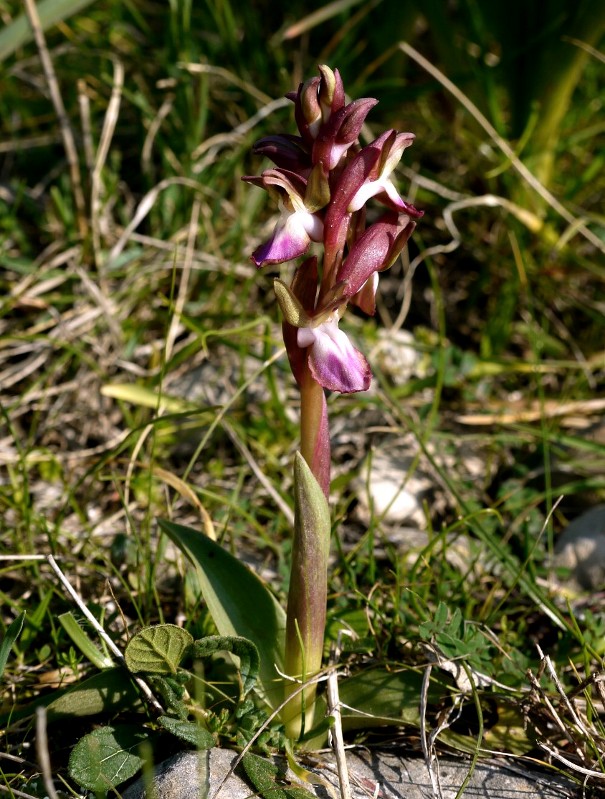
[
  {"x1": 252, "y1": 134, "x2": 312, "y2": 176},
  {"x1": 278, "y1": 275, "x2": 371, "y2": 395},
  {"x1": 312, "y1": 97, "x2": 378, "y2": 173},
  {"x1": 297, "y1": 313, "x2": 371, "y2": 393},
  {"x1": 243, "y1": 168, "x2": 324, "y2": 267},
  {"x1": 338, "y1": 210, "x2": 418, "y2": 314},
  {"x1": 290, "y1": 66, "x2": 346, "y2": 145},
  {"x1": 347, "y1": 130, "x2": 422, "y2": 215}
]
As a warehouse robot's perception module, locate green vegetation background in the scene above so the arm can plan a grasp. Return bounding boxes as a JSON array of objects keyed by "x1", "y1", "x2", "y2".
[{"x1": 1, "y1": 0, "x2": 604, "y2": 794}]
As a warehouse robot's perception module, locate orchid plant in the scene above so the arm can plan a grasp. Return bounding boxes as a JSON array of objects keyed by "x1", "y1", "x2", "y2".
[
  {"x1": 243, "y1": 66, "x2": 422, "y2": 739},
  {"x1": 60, "y1": 71, "x2": 424, "y2": 791}
]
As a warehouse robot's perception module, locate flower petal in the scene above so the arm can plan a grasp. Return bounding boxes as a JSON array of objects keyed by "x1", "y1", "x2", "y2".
[
  {"x1": 350, "y1": 272, "x2": 379, "y2": 315},
  {"x1": 252, "y1": 134, "x2": 311, "y2": 175},
  {"x1": 346, "y1": 130, "x2": 423, "y2": 215},
  {"x1": 313, "y1": 98, "x2": 378, "y2": 172},
  {"x1": 299, "y1": 317, "x2": 371, "y2": 393}
]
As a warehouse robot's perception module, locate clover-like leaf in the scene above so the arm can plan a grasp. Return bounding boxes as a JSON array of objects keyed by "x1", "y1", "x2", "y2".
[
  {"x1": 157, "y1": 716, "x2": 215, "y2": 748},
  {"x1": 68, "y1": 724, "x2": 149, "y2": 793},
  {"x1": 189, "y1": 635, "x2": 260, "y2": 696},
  {"x1": 241, "y1": 753, "x2": 315, "y2": 799},
  {"x1": 125, "y1": 624, "x2": 193, "y2": 675}
]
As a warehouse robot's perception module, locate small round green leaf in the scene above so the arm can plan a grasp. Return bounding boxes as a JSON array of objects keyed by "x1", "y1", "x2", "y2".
[
  {"x1": 68, "y1": 724, "x2": 148, "y2": 792},
  {"x1": 125, "y1": 624, "x2": 193, "y2": 675}
]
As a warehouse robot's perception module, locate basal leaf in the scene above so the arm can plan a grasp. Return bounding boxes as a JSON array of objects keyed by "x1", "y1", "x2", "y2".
[
  {"x1": 441, "y1": 703, "x2": 533, "y2": 756},
  {"x1": 125, "y1": 624, "x2": 193, "y2": 675},
  {"x1": 46, "y1": 668, "x2": 141, "y2": 720},
  {"x1": 158, "y1": 519, "x2": 286, "y2": 710},
  {"x1": 68, "y1": 724, "x2": 149, "y2": 793},
  {"x1": 338, "y1": 667, "x2": 426, "y2": 729}
]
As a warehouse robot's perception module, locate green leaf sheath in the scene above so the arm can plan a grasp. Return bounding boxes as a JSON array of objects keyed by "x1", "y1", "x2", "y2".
[{"x1": 283, "y1": 453, "x2": 331, "y2": 739}]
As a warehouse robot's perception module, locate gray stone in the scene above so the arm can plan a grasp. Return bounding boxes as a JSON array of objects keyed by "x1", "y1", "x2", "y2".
[
  {"x1": 353, "y1": 445, "x2": 432, "y2": 528},
  {"x1": 370, "y1": 329, "x2": 423, "y2": 385},
  {"x1": 553, "y1": 504, "x2": 605, "y2": 590},
  {"x1": 123, "y1": 747, "x2": 579, "y2": 799}
]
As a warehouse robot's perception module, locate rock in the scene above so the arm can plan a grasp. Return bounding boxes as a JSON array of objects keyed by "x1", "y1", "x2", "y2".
[
  {"x1": 553, "y1": 505, "x2": 605, "y2": 590},
  {"x1": 123, "y1": 747, "x2": 579, "y2": 799},
  {"x1": 355, "y1": 447, "x2": 432, "y2": 528},
  {"x1": 370, "y1": 329, "x2": 423, "y2": 385},
  {"x1": 348, "y1": 439, "x2": 486, "y2": 576}
]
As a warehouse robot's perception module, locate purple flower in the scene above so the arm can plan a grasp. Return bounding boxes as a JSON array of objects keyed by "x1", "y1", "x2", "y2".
[
  {"x1": 312, "y1": 97, "x2": 378, "y2": 172},
  {"x1": 291, "y1": 66, "x2": 346, "y2": 145},
  {"x1": 338, "y1": 211, "x2": 418, "y2": 314},
  {"x1": 252, "y1": 134, "x2": 312, "y2": 176}
]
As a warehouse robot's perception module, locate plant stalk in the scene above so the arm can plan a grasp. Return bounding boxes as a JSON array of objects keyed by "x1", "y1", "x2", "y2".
[{"x1": 299, "y1": 370, "x2": 330, "y2": 498}]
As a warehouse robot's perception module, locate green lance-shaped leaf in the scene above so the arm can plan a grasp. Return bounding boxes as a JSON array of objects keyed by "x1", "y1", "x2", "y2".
[
  {"x1": 46, "y1": 668, "x2": 141, "y2": 721},
  {"x1": 283, "y1": 452, "x2": 331, "y2": 740},
  {"x1": 158, "y1": 519, "x2": 286, "y2": 710},
  {"x1": 59, "y1": 612, "x2": 115, "y2": 670},
  {"x1": 68, "y1": 724, "x2": 149, "y2": 793},
  {"x1": 0, "y1": 611, "x2": 25, "y2": 680},
  {"x1": 189, "y1": 635, "x2": 259, "y2": 696},
  {"x1": 125, "y1": 625, "x2": 193, "y2": 675}
]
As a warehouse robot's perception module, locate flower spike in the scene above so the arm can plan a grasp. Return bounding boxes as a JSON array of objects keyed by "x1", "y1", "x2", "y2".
[
  {"x1": 244, "y1": 65, "x2": 423, "y2": 742},
  {"x1": 245, "y1": 65, "x2": 422, "y2": 391}
]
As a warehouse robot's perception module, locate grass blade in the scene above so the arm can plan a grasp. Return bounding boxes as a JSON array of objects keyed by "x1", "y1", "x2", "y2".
[
  {"x1": 58, "y1": 612, "x2": 115, "y2": 670},
  {"x1": 0, "y1": 0, "x2": 97, "y2": 62},
  {"x1": 0, "y1": 611, "x2": 26, "y2": 679}
]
